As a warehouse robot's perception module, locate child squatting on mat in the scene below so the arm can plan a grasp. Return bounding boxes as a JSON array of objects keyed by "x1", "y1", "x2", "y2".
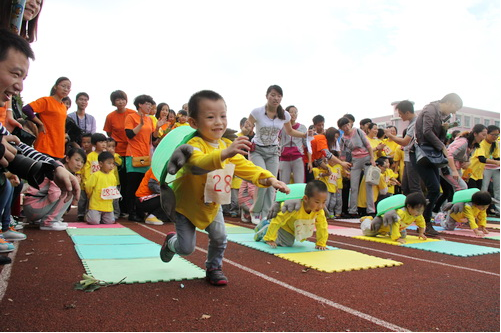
[
  {"x1": 254, "y1": 180, "x2": 329, "y2": 250},
  {"x1": 360, "y1": 192, "x2": 428, "y2": 244},
  {"x1": 159, "y1": 90, "x2": 290, "y2": 286}
]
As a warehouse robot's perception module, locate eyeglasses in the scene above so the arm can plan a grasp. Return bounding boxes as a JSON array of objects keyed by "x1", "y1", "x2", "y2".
[{"x1": 488, "y1": 133, "x2": 499, "y2": 137}]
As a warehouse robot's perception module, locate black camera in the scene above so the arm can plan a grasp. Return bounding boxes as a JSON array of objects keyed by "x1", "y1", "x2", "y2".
[{"x1": 2, "y1": 144, "x2": 55, "y2": 189}]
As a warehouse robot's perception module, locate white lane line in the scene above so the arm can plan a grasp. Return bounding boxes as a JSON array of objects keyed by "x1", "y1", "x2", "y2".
[
  {"x1": 137, "y1": 223, "x2": 411, "y2": 332},
  {"x1": 327, "y1": 239, "x2": 500, "y2": 277},
  {"x1": 0, "y1": 246, "x2": 19, "y2": 302}
]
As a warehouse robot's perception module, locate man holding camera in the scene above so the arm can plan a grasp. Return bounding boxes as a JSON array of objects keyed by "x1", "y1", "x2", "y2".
[{"x1": 0, "y1": 29, "x2": 80, "y2": 262}]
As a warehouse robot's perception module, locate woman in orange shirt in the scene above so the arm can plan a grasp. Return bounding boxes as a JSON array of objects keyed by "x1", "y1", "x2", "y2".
[
  {"x1": 124, "y1": 94, "x2": 161, "y2": 222},
  {"x1": 103, "y1": 90, "x2": 136, "y2": 217},
  {"x1": 22, "y1": 77, "x2": 70, "y2": 159}
]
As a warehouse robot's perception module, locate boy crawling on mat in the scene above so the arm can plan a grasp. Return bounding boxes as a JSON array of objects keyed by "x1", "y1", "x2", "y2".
[
  {"x1": 442, "y1": 191, "x2": 491, "y2": 237},
  {"x1": 254, "y1": 180, "x2": 329, "y2": 250},
  {"x1": 360, "y1": 193, "x2": 427, "y2": 244}
]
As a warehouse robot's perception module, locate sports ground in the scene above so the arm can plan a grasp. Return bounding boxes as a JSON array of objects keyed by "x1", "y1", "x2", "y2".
[{"x1": 0, "y1": 211, "x2": 499, "y2": 332}]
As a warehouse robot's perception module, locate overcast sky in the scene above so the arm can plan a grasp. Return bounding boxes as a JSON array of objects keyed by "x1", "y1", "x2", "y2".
[{"x1": 21, "y1": 0, "x2": 500, "y2": 131}]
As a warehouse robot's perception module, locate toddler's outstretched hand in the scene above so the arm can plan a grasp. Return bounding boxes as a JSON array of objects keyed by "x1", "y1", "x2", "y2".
[{"x1": 221, "y1": 136, "x2": 251, "y2": 160}]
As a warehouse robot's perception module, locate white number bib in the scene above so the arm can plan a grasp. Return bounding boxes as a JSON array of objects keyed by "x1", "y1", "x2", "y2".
[
  {"x1": 204, "y1": 163, "x2": 235, "y2": 205},
  {"x1": 91, "y1": 161, "x2": 100, "y2": 173},
  {"x1": 328, "y1": 172, "x2": 338, "y2": 184},
  {"x1": 101, "y1": 186, "x2": 122, "y2": 200},
  {"x1": 383, "y1": 145, "x2": 392, "y2": 156},
  {"x1": 294, "y1": 219, "x2": 316, "y2": 242}
]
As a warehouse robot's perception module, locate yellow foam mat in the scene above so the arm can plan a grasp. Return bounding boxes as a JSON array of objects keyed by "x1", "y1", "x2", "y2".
[
  {"x1": 276, "y1": 249, "x2": 403, "y2": 273},
  {"x1": 353, "y1": 235, "x2": 440, "y2": 246},
  {"x1": 486, "y1": 223, "x2": 500, "y2": 230}
]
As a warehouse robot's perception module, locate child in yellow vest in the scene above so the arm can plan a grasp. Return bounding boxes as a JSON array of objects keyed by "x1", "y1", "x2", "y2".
[
  {"x1": 106, "y1": 137, "x2": 123, "y2": 219},
  {"x1": 357, "y1": 157, "x2": 389, "y2": 212},
  {"x1": 443, "y1": 191, "x2": 491, "y2": 236},
  {"x1": 360, "y1": 192, "x2": 427, "y2": 244},
  {"x1": 312, "y1": 155, "x2": 342, "y2": 218},
  {"x1": 85, "y1": 152, "x2": 120, "y2": 224},
  {"x1": 254, "y1": 180, "x2": 329, "y2": 250},
  {"x1": 77, "y1": 133, "x2": 107, "y2": 221},
  {"x1": 160, "y1": 90, "x2": 289, "y2": 286}
]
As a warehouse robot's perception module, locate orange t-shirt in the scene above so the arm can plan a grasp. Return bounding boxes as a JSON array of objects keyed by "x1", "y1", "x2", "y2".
[
  {"x1": 125, "y1": 112, "x2": 153, "y2": 157},
  {"x1": 0, "y1": 106, "x2": 6, "y2": 125},
  {"x1": 135, "y1": 168, "x2": 158, "y2": 198},
  {"x1": 103, "y1": 108, "x2": 136, "y2": 156},
  {"x1": 30, "y1": 96, "x2": 67, "y2": 158},
  {"x1": 311, "y1": 134, "x2": 328, "y2": 161}
]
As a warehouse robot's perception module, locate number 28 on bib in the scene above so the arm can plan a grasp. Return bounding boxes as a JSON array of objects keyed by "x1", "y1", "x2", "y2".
[{"x1": 204, "y1": 163, "x2": 235, "y2": 205}]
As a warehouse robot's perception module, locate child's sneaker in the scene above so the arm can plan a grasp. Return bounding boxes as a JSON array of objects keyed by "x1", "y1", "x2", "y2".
[
  {"x1": 254, "y1": 225, "x2": 269, "y2": 242},
  {"x1": 145, "y1": 215, "x2": 164, "y2": 225},
  {"x1": 0, "y1": 237, "x2": 15, "y2": 253},
  {"x1": 241, "y1": 211, "x2": 250, "y2": 223},
  {"x1": 206, "y1": 268, "x2": 228, "y2": 286},
  {"x1": 254, "y1": 219, "x2": 270, "y2": 232},
  {"x1": 9, "y1": 216, "x2": 24, "y2": 230},
  {"x1": 160, "y1": 232, "x2": 176, "y2": 263},
  {"x1": 1, "y1": 227, "x2": 27, "y2": 241},
  {"x1": 328, "y1": 214, "x2": 335, "y2": 219},
  {"x1": 40, "y1": 221, "x2": 67, "y2": 231}
]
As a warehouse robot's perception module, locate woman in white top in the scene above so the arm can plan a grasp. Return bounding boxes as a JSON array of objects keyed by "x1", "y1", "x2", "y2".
[{"x1": 241, "y1": 85, "x2": 308, "y2": 224}]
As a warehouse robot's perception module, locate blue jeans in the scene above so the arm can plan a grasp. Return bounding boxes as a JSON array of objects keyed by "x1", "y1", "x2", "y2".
[
  {"x1": 0, "y1": 180, "x2": 14, "y2": 232},
  {"x1": 169, "y1": 207, "x2": 227, "y2": 270}
]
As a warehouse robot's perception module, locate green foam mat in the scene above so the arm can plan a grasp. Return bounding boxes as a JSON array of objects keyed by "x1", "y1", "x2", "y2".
[
  {"x1": 487, "y1": 216, "x2": 499, "y2": 222},
  {"x1": 198, "y1": 225, "x2": 255, "y2": 234},
  {"x1": 484, "y1": 235, "x2": 500, "y2": 240},
  {"x1": 402, "y1": 241, "x2": 500, "y2": 257},
  {"x1": 226, "y1": 232, "x2": 338, "y2": 254},
  {"x1": 75, "y1": 243, "x2": 161, "y2": 259},
  {"x1": 71, "y1": 235, "x2": 151, "y2": 245},
  {"x1": 67, "y1": 228, "x2": 138, "y2": 236},
  {"x1": 82, "y1": 257, "x2": 205, "y2": 284}
]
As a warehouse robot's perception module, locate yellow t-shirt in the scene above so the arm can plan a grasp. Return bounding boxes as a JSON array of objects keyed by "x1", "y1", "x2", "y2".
[
  {"x1": 172, "y1": 136, "x2": 274, "y2": 230},
  {"x1": 367, "y1": 136, "x2": 383, "y2": 159},
  {"x1": 81, "y1": 151, "x2": 100, "y2": 186},
  {"x1": 382, "y1": 139, "x2": 399, "y2": 158},
  {"x1": 470, "y1": 139, "x2": 500, "y2": 180},
  {"x1": 383, "y1": 168, "x2": 399, "y2": 194},
  {"x1": 357, "y1": 173, "x2": 387, "y2": 208},
  {"x1": 263, "y1": 202, "x2": 329, "y2": 247},
  {"x1": 449, "y1": 203, "x2": 487, "y2": 229},
  {"x1": 378, "y1": 208, "x2": 425, "y2": 240},
  {"x1": 85, "y1": 171, "x2": 118, "y2": 212},
  {"x1": 113, "y1": 153, "x2": 122, "y2": 185},
  {"x1": 312, "y1": 165, "x2": 339, "y2": 193},
  {"x1": 393, "y1": 146, "x2": 405, "y2": 182},
  {"x1": 172, "y1": 122, "x2": 190, "y2": 129}
]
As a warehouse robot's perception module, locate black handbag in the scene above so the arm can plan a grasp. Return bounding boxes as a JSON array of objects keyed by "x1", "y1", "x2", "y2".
[{"x1": 415, "y1": 144, "x2": 448, "y2": 168}]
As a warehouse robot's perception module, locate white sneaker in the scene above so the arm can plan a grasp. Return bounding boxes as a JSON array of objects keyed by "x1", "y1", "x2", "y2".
[
  {"x1": 145, "y1": 215, "x2": 164, "y2": 225},
  {"x1": 2, "y1": 228, "x2": 27, "y2": 241},
  {"x1": 241, "y1": 211, "x2": 250, "y2": 223},
  {"x1": 251, "y1": 213, "x2": 261, "y2": 225},
  {"x1": 40, "y1": 221, "x2": 67, "y2": 231}
]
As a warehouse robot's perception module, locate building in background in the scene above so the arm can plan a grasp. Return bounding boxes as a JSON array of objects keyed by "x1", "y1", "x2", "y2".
[{"x1": 372, "y1": 101, "x2": 500, "y2": 135}]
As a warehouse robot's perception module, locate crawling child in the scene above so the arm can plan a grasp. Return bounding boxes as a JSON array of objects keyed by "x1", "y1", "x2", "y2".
[
  {"x1": 360, "y1": 192, "x2": 427, "y2": 244},
  {"x1": 254, "y1": 180, "x2": 329, "y2": 250},
  {"x1": 442, "y1": 190, "x2": 491, "y2": 236}
]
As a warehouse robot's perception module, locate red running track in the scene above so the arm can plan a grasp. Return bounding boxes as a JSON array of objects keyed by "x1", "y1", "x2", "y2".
[{"x1": 0, "y1": 212, "x2": 499, "y2": 332}]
